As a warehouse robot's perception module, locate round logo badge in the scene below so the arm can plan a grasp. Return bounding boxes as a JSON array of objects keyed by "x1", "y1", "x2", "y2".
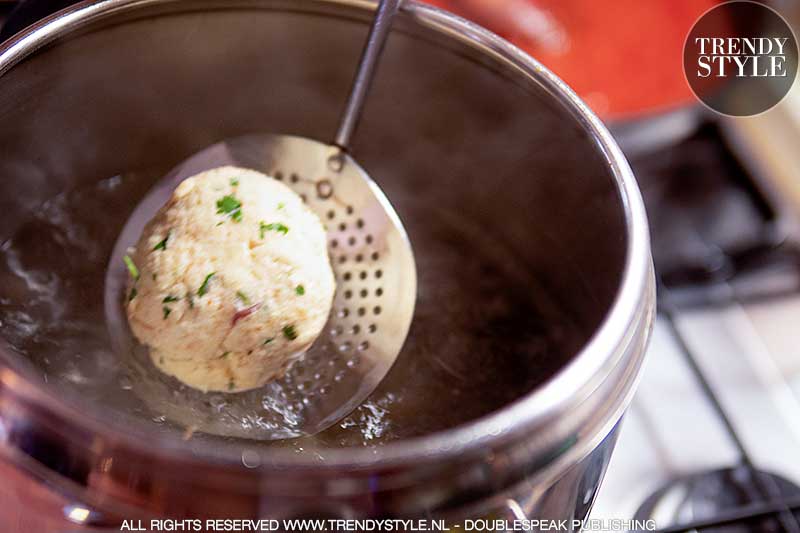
[{"x1": 683, "y1": 0, "x2": 799, "y2": 117}]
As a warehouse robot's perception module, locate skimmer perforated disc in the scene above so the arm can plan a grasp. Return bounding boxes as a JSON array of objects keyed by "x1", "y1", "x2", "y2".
[{"x1": 105, "y1": 134, "x2": 416, "y2": 440}]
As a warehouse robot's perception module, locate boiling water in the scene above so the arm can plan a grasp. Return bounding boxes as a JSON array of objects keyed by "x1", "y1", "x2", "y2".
[{"x1": 0, "y1": 172, "x2": 584, "y2": 449}]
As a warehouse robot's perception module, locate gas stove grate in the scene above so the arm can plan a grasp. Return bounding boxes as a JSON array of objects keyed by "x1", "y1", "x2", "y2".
[
  {"x1": 623, "y1": 120, "x2": 800, "y2": 532},
  {"x1": 651, "y1": 278, "x2": 800, "y2": 533}
]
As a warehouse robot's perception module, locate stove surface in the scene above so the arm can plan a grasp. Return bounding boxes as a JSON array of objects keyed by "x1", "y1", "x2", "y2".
[{"x1": 591, "y1": 114, "x2": 800, "y2": 531}]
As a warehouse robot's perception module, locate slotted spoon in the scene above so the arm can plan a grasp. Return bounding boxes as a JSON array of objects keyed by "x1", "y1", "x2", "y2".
[{"x1": 104, "y1": 0, "x2": 416, "y2": 440}]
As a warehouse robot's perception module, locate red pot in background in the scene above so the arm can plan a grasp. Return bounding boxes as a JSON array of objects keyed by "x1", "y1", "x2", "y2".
[{"x1": 428, "y1": 0, "x2": 718, "y2": 152}]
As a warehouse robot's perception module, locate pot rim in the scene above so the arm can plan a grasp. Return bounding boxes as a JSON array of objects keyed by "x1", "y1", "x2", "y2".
[{"x1": 0, "y1": 0, "x2": 652, "y2": 470}]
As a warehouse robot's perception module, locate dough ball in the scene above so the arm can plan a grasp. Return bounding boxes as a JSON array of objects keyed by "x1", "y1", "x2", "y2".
[{"x1": 124, "y1": 166, "x2": 335, "y2": 392}]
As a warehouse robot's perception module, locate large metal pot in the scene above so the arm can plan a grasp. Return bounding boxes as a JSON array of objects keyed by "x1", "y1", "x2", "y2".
[{"x1": 0, "y1": 0, "x2": 654, "y2": 530}]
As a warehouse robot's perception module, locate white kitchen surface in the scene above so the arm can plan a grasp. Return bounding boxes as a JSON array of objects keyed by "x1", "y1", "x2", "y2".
[{"x1": 592, "y1": 296, "x2": 800, "y2": 522}]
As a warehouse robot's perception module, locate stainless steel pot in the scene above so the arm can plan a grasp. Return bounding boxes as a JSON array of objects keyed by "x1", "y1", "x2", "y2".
[{"x1": 0, "y1": 0, "x2": 654, "y2": 530}]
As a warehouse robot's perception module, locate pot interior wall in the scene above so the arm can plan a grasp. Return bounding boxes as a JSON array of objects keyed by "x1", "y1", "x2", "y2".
[{"x1": 0, "y1": 1, "x2": 627, "y2": 450}]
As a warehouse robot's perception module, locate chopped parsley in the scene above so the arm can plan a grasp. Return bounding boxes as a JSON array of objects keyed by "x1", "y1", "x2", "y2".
[
  {"x1": 153, "y1": 231, "x2": 170, "y2": 251},
  {"x1": 263, "y1": 337, "x2": 275, "y2": 345},
  {"x1": 236, "y1": 290, "x2": 250, "y2": 305},
  {"x1": 220, "y1": 351, "x2": 230, "y2": 359},
  {"x1": 216, "y1": 195, "x2": 243, "y2": 223},
  {"x1": 228, "y1": 380, "x2": 235, "y2": 391},
  {"x1": 197, "y1": 272, "x2": 215, "y2": 297},
  {"x1": 282, "y1": 324, "x2": 298, "y2": 341},
  {"x1": 123, "y1": 255, "x2": 139, "y2": 280},
  {"x1": 295, "y1": 285, "x2": 305, "y2": 296},
  {"x1": 128, "y1": 287, "x2": 138, "y2": 302},
  {"x1": 162, "y1": 295, "x2": 180, "y2": 303},
  {"x1": 162, "y1": 306, "x2": 172, "y2": 319},
  {"x1": 230, "y1": 178, "x2": 239, "y2": 187},
  {"x1": 259, "y1": 221, "x2": 289, "y2": 238}
]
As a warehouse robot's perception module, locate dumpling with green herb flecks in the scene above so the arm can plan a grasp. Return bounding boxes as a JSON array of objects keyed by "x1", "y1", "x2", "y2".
[{"x1": 124, "y1": 166, "x2": 335, "y2": 393}]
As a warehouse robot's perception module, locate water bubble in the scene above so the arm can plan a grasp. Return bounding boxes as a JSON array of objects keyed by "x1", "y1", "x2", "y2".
[
  {"x1": 241, "y1": 449, "x2": 261, "y2": 468},
  {"x1": 119, "y1": 375, "x2": 133, "y2": 391}
]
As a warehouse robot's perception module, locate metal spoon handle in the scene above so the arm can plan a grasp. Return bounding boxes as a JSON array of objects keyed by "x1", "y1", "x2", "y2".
[{"x1": 334, "y1": 0, "x2": 401, "y2": 151}]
